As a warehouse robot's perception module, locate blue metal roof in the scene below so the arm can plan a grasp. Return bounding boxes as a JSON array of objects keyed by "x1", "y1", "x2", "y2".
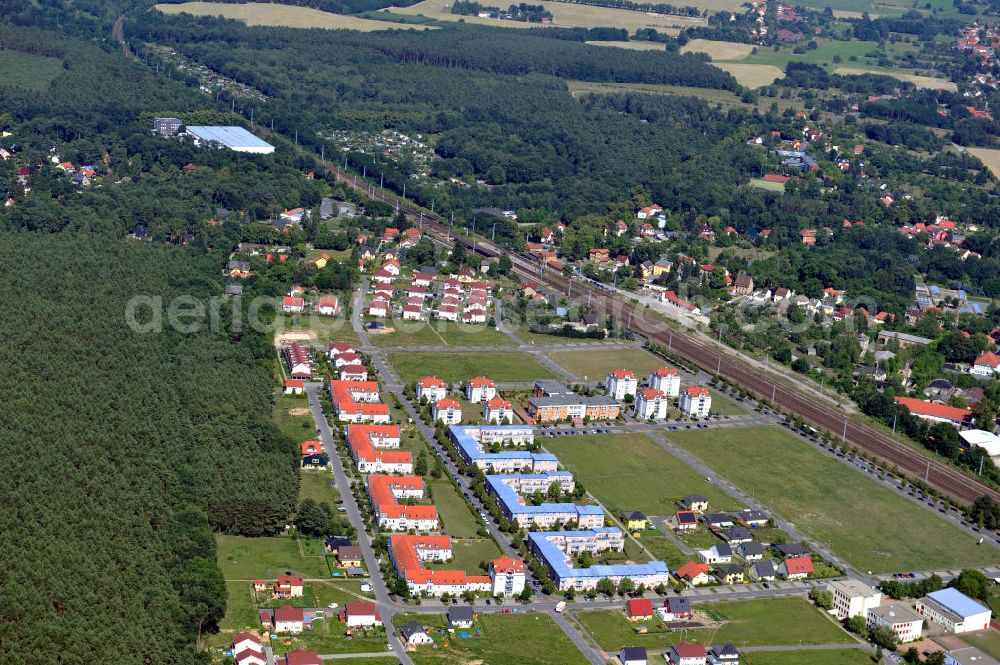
[
  {"x1": 186, "y1": 125, "x2": 274, "y2": 150},
  {"x1": 926, "y1": 588, "x2": 989, "y2": 618},
  {"x1": 529, "y1": 530, "x2": 669, "y2": 581}
]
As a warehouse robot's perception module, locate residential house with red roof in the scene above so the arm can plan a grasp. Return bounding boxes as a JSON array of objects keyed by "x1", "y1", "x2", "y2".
[
  {"x1": 625, "y1": 598, "x2": 655, "y2": 621},
  {"x1": 971, "y1": 351, "x2": 1000, "y2": 378},
  {"x1": 668, "y1": 641, "x2": 707, "y2": 665},
  {"x1": 316, "y1": 295, "x2": 339, "y2": 316},
  {"x1": 676, "y1": 561, "x2": 711, "y2": 586},
  {"x1": 894, "y1": 397, "x2": 973, "y2": 427},
  {"x1": 341, "y1": 600, "x2": 383, "y2": 628},
  {"x1": 269, "y1": 605, "x2": 304, "y2": 633},
  {"x1": 367, "y1": 475, "x2": 438, "y2": 531},
  {"x1": 284, "y1": 378, "x2": 305, "y2": 395},
  {"x1": 280, "y1": 649, "x2": 322, "y2": 665},
  {"x1": 779, "y1": 555, "x2": 814, "y2": 580}
]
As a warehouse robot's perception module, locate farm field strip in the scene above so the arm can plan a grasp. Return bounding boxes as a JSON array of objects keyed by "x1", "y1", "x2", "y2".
[{"x1": 155, "y1": 1, "x2": 434, "y2": 30}]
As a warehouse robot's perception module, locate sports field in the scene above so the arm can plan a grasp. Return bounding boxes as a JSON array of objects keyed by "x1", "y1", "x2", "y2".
[
  {"x1": 544, "y1": 433, "x2": 740, "y2": 515},
  {"x1": 575, "y1": 597, "x2": 850, "y2": 650},
  {"x1": 749, "y1": 177, "x2": 786, "y2": 192},
  {"x1": 668, "y1": 426, "x2": 999, "y2": 573},
  {"x1": 155, "y1": 1, "x2": 433, "y2": 30},
  {"x1": 388, "y1": 351, "x2": 555, "y2": 382},
  {"x1": 390, "y1": 0, "x2": 705, "y2": 31},
  {"x1": 548, "y1": 347, "x2": 668, "y2": 381}
]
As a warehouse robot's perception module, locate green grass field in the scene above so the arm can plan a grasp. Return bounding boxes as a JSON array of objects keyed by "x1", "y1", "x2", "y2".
[
  {"x1": 548, "y1": 348, "x2": 668, "y2": 381},
  {"x1": 399, "y1": 612, "x2": 590, "y2": 665},
  {"x1": 299, "y1": 471, "x2": 341, "y2": 505},
  {"x1": 371, "y1": 320, "x2": 515, "y2": 347},
  {"x1": 667, "y1": 426, "x2": 998, "y2": 573},
  {"x1": 732, "y1": 39, "x2": 877, "y2": 70},
  {"x1": 0, "y1": 50, "x2": 64, "y2": 92},
  {"x1": 275, "y1": 312, "x2": 359, "y2": 344},
  {"x1": 743, "y1": 650, "x2": 875, "y2": 665},
  {"x1": 271, "y1": 615, "x2": 388, "y2": 656},
  {"x1": 749, "y1": 178, "x2": 787, "y2": 193},
  {"x1": 388, "y1": 351, "x2": 554, "y2": 383},
  {"x1": 636, "y1": 527, "x2": 689, "y2": 568},
  {"x1": 567, "y1": 79, "x2": 748, "y2": 107},
  {"x1": 707, "y1": 388, "x2": 749, "y2": 416},
  {"x1": 429, "y1": 538, "x2": 502, "y2": 573},
  {"x1": 216, "y1": 535, "x2": 331, "y2": 580},
  {"x1": 429, "y1": 478, "x2": 481, "y2": 538},
  {"x1": 544, "y1": 434, "x2": 740, "y2": 516},
  {"x1": 575, "y1": 597, "x2": 851, "y2": 651}
]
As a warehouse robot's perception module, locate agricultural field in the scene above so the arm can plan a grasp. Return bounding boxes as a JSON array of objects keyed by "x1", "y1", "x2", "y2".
[
  {"x1": 743, "y1": 650, "x2": 875, "y2": 665},
  {"x1": 833, "y1": 67, "x2": 957, "y2": 90},
  {"x1": 389, "y1": 0, "x2": 706, "y2": 32},
  {"x1": 681, "y1": 39, "x2": 755, "y2": 61},
  {"x1": 667, "y1": 426, "x2": 998, "y2": 573},
  {"x1": 574, "y1": 597, "x2": 851, "y2": 651},
  {"x1": 155, "y1": 1, "x2": 434, "y2": 30},
  {"x1": 0, "y1": 50, "x2": 64, "y2": 92},
  {"x1": 388, "y1": 351, "x2": 554, "y2": 382},
  {"x1": 713, "y1": 63, "x2": 784, "y2": 87},
  {"x1": 544, "y1": 433, "x2": 740, "y2": 516},
  {"x1": 964, "y1": 147, "x2": 1000, "y2": 179},
  {"x1": 548, "y1": 347, "x2": 667, "y2": 381},
  {"x1": 398, "y1": 612, "x2": 590, "y2": 665},
  {"x1": 566, "y1": 80, "x2": 747, "y2": 107}
]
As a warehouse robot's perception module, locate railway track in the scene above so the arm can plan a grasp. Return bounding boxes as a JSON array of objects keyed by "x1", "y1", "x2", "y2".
[{"x1": 329, "y1": 167, "x2": 1000, "y2": 506}]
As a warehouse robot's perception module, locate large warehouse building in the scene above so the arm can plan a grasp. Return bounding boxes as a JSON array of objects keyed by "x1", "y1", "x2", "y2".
[{"x1": 185, "y1": 126, "x2": 275, "y2": 154}]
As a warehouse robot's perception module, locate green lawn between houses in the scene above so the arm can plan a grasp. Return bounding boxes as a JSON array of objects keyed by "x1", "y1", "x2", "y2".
[
  {"x1": 667, "y1": 426, "x2": 999, "y2": 573},
  {"x1": 216, "y1": 534, "x2": 331, "y2": 580},
  {"x1": 743, "y1": 650, "x2": 876, "y2": 665},
  {"x1": 397, "y1": 612, "x2": 590, "y2": 665},
  {"x1": 548, "y1": 348, "x2": 669, "y2": 382},
  {"x1": 574, "y1": 597, "x2": 851, "y2": 651},
  {"x1": 429, "y1": 478, "x2": 481, "y2": 538},
  {"x1": 388, "y1": 351, "x2": 555, "y2": 383},
  {"x1": 543, "y1": 434, "x2": 741, "y2": 516}
]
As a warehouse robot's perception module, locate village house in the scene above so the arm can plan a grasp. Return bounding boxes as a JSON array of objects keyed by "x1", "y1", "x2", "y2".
[
  {"x1": 284, "y1": 343, "x2": 312, "y2": 379},
  {"x1": 619, "y1": 646, "x2": 648, "y2": 665},
  {"x1": 624, "y1": 511, "x2": 648, "y2": 531},
  {"x1": 400, "y1": 621, "x2": 434, "y2": 646},
  {"x1": 668, "y1": 642, "x2": 707, "y2": 665},
  {"x1": 342, "y1": 600, "x2": 383, "y2": 628},
  {"x1": 681, "y1": 494, "x2": 709, "y2": 512},
  {"x1": 749, "y1": 560, "x2": 777, "y2": 581},
  {"x1": 894, "y1": 397, "x2": 972, "y2": 427},
  {"x1": 268, "y1": 606, "x2": 304, "y2": 633},
  {"x1": 779, "y1": 555, "x2": 813, "y2": 580},
  {"x1": 625, "y1": 598, "x2": 655, "y2": 621},
  {"x1": 278, "y1": 649, "x2": 322, "y2": 665},
  {"x1": 273, "y1": 575, "x2": 304, "y2": 598},
  {"x1": 316, "y1": 295, "x2": 339, "y2": 316},
  {"x1": 658, "y1": 596, "x2": 692, "y2": 622},
  {"x1": 672, "y1": 510, "x2": 698, "y2": 532},
  {"x1": 232, "y1": 632, "x2": 266, "y2": 665},
  {"x1": 337, "y1": 545, "x2": 363, "y2": 568},
  {"x1": 971, "y1": 351, "x2": 1000, "y2": 378},
  {"x1": 714, "y1": 563, "x2": 745, "y2": 585},
  {"x1": 448, "y1": 606, "x2": 475, "y2": 629},
  {"x1": 708, "y1": 644, "x2": 740, "y2": 665},
  {"x1": 284, "y1": 379, "x2": 305, "y2": 395},
  {"x1": 700, "y1": 543, "x2": 733, "y2": 564},
  {"x1": 676, "y1": 561, "x2": 712, "y2": 586}
]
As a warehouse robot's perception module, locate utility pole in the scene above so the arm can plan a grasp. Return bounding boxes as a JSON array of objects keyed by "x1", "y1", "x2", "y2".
[
  {"x1": 668, "y1": 332, "x2": 672, "y2": 353},
  {"x1": 380, "y1": 172, "x2": 383, "y2": 189},
  {"x1": 925, "y1": 460, "x2": 930, "y2": 482},
  {"x1": 250, "y1": 107, "x2": 254, "y2": 129},
  {"x1": 492, "y1": 222, "x2": 496, "y2": 242},
  {"x1": 402, "y1": 182, "x2": 406, "y2": 200},
  {"x1": 891, "y1": 412, "x2": 897, "y2": 438},
  {"x1": 321, "y1": 145, "x2": 324, "y2": 163},
  {"x1": 841, "y1": 419, "x2": 848, "y2": 444},
  {"x1": 771, "y1": 384, "x2": 776, "y2": 402}
]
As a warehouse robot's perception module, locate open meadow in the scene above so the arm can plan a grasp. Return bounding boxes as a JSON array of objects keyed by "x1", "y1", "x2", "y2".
[
  {"x1": 667, "y1": 426, "x2": 999, "y2": 573},
  {"x1": 574, "y1": 597, "x2": 851, "y2": 651},
  {"x1": 681, "y1": 39, "x2": 755, "y2": 61},
  {"x1": 544, "y1": 433, "x2": 740, "y2": 515},
  {"x1": 743, "y1": 650, "x2": 875, "y2": 665},
  {"x1": 388, "y1": 350, "x2": 554, "y2": 382},
  {"x1": 833, "y1": 67, "x2": 957, "y2": 90},
  {"x1": 548, "y1": 347, "x2": 667, "y2": 381},
  {"x1": 566, "y1": 80, "x2": 747, "y2": 107},
  {"x1": 389, "y1": 0, "x2": 705, "y2": 31},
  {"x1": 155, "y1": 1, "x2": 433, "y2": 30},
  {"x1": 585, "y1": 39, "x2": 666, "y2": 51}
]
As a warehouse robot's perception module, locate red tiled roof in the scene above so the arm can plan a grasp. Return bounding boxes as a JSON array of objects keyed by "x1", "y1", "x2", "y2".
[
  {"x1": 284, "y1": 379, "x2": 305, "y2": 388},
  {"x1": 626, "y1": 598, "x2": 654, "y2": 617},
  {"x1": 468, "y1": 376, "x2": 496, "y2": 388},
  {"x1": 894, "y1": 397, "x2": 972, "y2": 422},
  {"x1": 273, "y1": 605, "x2": 304, "y2": 622},
  {"x1": 674, "y1": 642, "x2": 707, "y2": 658},
  {"x1": 435, "y1": 398, "x2": 461, "y2": 410},
  {"x1": 609, "y1": 369, "x2": 635, "y2": 380},
  {"x1": 652, "y1": 367, "x2": 679, "y2": 377},
  {"x1": 491, "y1": 555, "x2": 525, "y2": 573},
  {"x1": 782, "y1": 555, "x2": 813, "y2": 575},
  {"x1": 676, "y1": 561, "x2": 709, "y2": 580},
  {"x1": 418, "y1": 377, "x2": 446, "y2": 389},
  {"x1": 684, "y1": 386, "x2": 710, "y2": 398},
  {"x1": 974, "y1": 351, "x2": 1000, "y2": 369}
]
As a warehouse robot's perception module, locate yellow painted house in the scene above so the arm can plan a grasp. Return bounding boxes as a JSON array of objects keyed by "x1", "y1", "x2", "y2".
[{"x1": 624, "y1": 510, "x2": 648, "y2": 531}]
